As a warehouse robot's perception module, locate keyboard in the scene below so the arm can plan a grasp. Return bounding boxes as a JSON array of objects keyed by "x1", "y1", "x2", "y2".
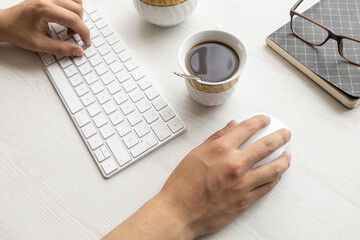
[{"x1": 39, "y1": 1, "x2": 186, "y2": 178}]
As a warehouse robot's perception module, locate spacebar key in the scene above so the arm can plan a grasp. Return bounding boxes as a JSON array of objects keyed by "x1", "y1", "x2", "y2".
[
  {"x1": 107, "y1": 135, "x2": 132, "y2": 166},
  {"x1": 47, "y1": 63, "x2": 83, "y2": 114}
]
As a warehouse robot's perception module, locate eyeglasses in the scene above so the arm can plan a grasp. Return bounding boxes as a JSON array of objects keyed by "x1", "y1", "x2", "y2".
[{"x1": 290, "y1": 0, "x2": 360, "y2": 66}]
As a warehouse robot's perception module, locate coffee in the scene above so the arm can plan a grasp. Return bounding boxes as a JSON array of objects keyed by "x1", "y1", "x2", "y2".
[{"x1": 186, "y1": 41, "x2": 239, "y2": 83}]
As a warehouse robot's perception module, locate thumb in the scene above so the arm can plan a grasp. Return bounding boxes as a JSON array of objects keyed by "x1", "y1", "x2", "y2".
[{"x1": 36, "y1": 35, "x2": 84, "y2": 57}]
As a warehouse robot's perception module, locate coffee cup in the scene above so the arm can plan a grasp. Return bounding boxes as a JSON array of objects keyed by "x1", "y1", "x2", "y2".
[{"x1": 178, "y1": 30, "x2": 247, "y2": 106}]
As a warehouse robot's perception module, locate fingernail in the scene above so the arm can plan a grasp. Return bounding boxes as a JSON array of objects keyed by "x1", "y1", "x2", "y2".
[
  {"x1": 264, "y1": 115, "x2": 271, "y2": 124},
  {"x1": 285, "y1": 129, "x2": 292, "y2": 138},
  {"x1": 73, "y1": 48, "x2": 83, "y2": 57},
  {"x1": 226, "y1": 120, "x2": 237, "y2": 128},
  {"x1": 86, "y1": 39, "x2": 91, "y2": 46}
]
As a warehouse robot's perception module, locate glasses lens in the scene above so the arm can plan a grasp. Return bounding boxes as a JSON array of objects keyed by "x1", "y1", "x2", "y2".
[
  {"x1": 292, "y1": 15, "x2": 329, "y2": 45},
  {"x1": 341, "y1": 38, "x2": 360, "y2": 65}
]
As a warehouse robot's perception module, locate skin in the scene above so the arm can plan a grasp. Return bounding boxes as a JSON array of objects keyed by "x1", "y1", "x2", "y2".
[
  {"x1": 103, "y1": 116, "x2": 291, "y2": 240},
  {"x1": 0, "y1": 0, "x2": 90, "y2": 56},
  {"x1": 0, "y1": 1, "x2": 292, "y2": 238}
]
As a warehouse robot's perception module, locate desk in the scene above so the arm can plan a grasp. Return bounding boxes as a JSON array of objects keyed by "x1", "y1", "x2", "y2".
[{"x1": 1, "y1": 0, "x2": 360, "y2": 239}]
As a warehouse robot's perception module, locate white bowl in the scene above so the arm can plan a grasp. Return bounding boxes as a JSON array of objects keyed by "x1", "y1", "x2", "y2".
[{"x1": 133, "y1": 0, "x2": 199, "y2": 27}]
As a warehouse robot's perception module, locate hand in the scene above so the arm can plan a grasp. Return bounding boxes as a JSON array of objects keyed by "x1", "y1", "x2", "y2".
[
  {"x1": 103, "y1": 115, "x2": 292, "y2": 240},
  {"x1": 0, "y1": 0, "x2": 90, "y2": 56}
]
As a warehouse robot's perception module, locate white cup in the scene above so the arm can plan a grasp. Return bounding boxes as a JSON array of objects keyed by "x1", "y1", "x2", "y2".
[{"x1": 178, "y1": 30, "x2": 247, "y2": 106}]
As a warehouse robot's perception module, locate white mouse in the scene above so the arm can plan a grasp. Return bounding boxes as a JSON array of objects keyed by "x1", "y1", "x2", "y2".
[{"x1": 239, "y1": 113, "x2": 291, "y2": 169}]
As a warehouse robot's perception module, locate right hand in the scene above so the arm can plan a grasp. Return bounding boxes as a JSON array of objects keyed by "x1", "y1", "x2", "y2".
[
  {"x1": 0, "y1": 0, "x2": 90, "y2": 56},
  {"x1": 157, "y1": 115, "x2": 292, "y2": 238}
]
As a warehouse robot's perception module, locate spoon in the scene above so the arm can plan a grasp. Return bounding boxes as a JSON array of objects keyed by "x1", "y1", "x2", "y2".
[{"x1": 173, "y1": 72, "x2": 205, "y2": 83}]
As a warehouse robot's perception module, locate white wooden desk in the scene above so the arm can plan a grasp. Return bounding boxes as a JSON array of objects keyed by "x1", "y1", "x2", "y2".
[{"x1": 1, "y1": 0, "x2": 360, "y2": 239}]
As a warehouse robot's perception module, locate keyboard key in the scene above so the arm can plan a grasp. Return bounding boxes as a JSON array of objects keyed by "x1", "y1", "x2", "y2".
[
  {"x1": 95, "y1": 19, "x2": 108, "y2": 29},
  {"x1": 90, "y1": 28, "x2": 100, "y2": 39},
  {"x1": 145, "y1": 87, "x2": 160, "y2": 100},
  {"x1": 100, "y1": 124, "x2": 115, "y2": 139},
  {"x1": 123, "y1": 132, "x2": 139, "y2": 148},
  {"x1": 58, "y1": 30, "x2": 70, "y2": 41},
  {"x1": 160, "y1": 107, "x2": 175, "y2": 122},
  {"x1": 103, "y1": 100, "x2": 117, "y2": 114},
  {"x1": 101, "y1": 72, "x2": 115, "y2": 85},
  {"x1": 143, "y1": 108, "x2": 159, "y2": 124},
  {"x1": 123, "y1": 79, "x2": 137, "y2": 93},
  {"x1": 41, "y1": 54, "x2": 56, "y2": 66},
  {"x1": 95, "y1": 62, "x2": 109, "y2": 76},
  {"x1": 73, "y1": 56, "x2": 87, "y2": 67},
  {"x1": 81, "y1": 93, "x2": 96, "y2": 106},
  {"x1": 134, "y1": 121, "x2": 150, "y2": 138},
  {"x1": 104, "y1": 52, "x2": 118, "y2": 64},
  {"x1": 90, "y1": 11, "x2": 102, "y2": 22},
  {"x1": 107, "y1": 135, "x2": 131, "y2": 166},
  {"x1": 74, "y1": 109, "x2": 90, "y2": 127},
  {"x1": 84, "y1": 45, "x2": 97, "y2": 57},
  {"x1": 106, "y1": 34, "x2": 120, "y2": 45},
  {"x1": 112, "y1": 41, "x2": 126, "y2": 54},
  {"x1": 125, "y1": 59, "x2": 139, "y2": 72},
  {"x1": 87, "y1": 103, "x2": 102, "y2": 117},
  {"x1": 85, "y1": 72, "x2": 98, "y2": 84},
  {"x1": 90, "y1": 81, "x2": 104, "y2": 94},
  {"x1": 94, "y1": 148, "x2": 105, "y2": 162},
  {"x1": 93, "y1": 112, "x2": 108, "y2": 127},
  {"x1": 92, "y1": 35, "x2": 106, "y2": 47},
  {"x1": 83, "y1": 2, "x2": 96, "y2": 14},
  {"x1": 101, "y1": 158, "x2": 118, "y2": 175},
  {"x1": 118, "y1": 49, "x2": 132, "y2": 62},
  {"x1": 79, "y1": 62, "x2": 92, "y2": 75},
  {"x1": 120, "y1": 101, "x2": 135, "y2": 115},
  {"x1": 64, "y1": 65, "x2": 77, "y2": 77},
  {"x1": 115, "y1": 70, "x2": 131, "y2": 83},
  {"x1": 96, "y1": 90, "x2": 111, "y2": 104},
  {"x1": 137, "y1": 77, "x2": 152, "y2": 90},
  {"x1": 127, "y1": 110, "x2": 143, "y2": 126},
  {"x1": 82, "y1": 122, "x2": 97, "y2": 138},
  {"x1": 110, "y1": 60, "x2": 124, "y2": 74},
  {"x1": 152, "y1": 96, "x2": 168, "y2": 111},
  {"x1": 167, "y1": 118, "x2": 184, "y2": 133},
  {"x1": 89, "y1": 54, "x2": 103, "y2": 66},
  {"x1": 114, "y1": 90, "x2": 128, "y2": 105},
  {"x1": 109, "y1": 110, "x2": 124, "y2": 125},
  {"x1": 47, "y1": 63, "x2": 82, "y2": 114},
  {"x1": 130, "y1": 133, "x2": 157, "y2": 158},
  {"x1": 100, "y1": 146, "x2": 111, "y2": 158},
  {"x1": 88, "y1": 133, "x2": 103, "y2": 150},
  {"x1": 69, "y1": 74, "x2": 83, "y2": 87},
  {"x1": 101, "y1": 27, "x2": 113, "y2": 37},
  {"x1": 75, "y1": 83, "x2": 89, "y2": 96},
  {"x1": 136, "y1": 98, "x2": 152, "y2": 113},
  {"x1": 151, "y1": 119, "x2": 171, "y2": 141},
  {"x1": 98, "y1": 44, "x2": 112, "y2": 56},
  {"x1": 131, "y1": 68, "x2": 146, "y2": 80},
  {"x1": 115, "y1": 121, "x2": 132, "y2": 137},
  {"x1": 85, "y1": 20, "x2": 95, "y2": 30},
  {"x1": 51, "y1": 23, "x2": 66, "y2": 33},
  {"x1": 73, "y1": 33, "x2": 82, "y2": 42},
  {"x1": 107, "y1": 81, "x2": 122, "y2": 94},
  {"x1": 59, "y1": 57, "x2": 72, "y2": 68},
  {"x1": 129, "y1": 88, "x2": 144, "y2": 103}
]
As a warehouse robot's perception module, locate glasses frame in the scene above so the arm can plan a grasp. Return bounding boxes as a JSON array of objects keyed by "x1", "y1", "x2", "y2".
[{"x1": 290, "y1": 0, "x2": 360, "y2": 66}]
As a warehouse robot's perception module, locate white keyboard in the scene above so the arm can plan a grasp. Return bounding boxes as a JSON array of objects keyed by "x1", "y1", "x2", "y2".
[{"x1": 39, "y1": 1, "x2": 186, "y2": 178}]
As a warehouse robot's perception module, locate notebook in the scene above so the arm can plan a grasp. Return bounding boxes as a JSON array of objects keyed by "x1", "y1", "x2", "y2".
[{"x1": 267, "y1": 0, "x2": 360, "y2": 108}]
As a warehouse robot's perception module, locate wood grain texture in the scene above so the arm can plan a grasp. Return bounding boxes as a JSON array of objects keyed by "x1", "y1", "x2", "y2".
[{"x1": 0, "y1": 0, "x2": 359, "y2": 239}]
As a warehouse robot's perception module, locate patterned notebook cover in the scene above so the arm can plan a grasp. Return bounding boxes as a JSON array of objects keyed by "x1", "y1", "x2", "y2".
[{"x1": 268, "y1": 0, "x2": 360, "y2": 97}]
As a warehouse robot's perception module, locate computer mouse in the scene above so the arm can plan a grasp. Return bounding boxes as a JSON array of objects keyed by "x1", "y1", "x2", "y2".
[{"x1": 239, "y1": 113, "x2": 291, "y2": 169}]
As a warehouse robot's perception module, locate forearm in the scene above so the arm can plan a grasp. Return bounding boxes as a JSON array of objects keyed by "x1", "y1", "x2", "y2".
[{"x1": 102, "y1": 193, "x2": 195, "y2": 240}]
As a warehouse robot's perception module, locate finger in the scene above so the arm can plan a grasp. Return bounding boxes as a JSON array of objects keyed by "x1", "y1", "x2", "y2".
[
  {"x1": 221, "y1": 115, "x2": 270, "y2": 148},
  {"x1": 203, "y1": 120, "x2": 237, "y2": 145},
  {"x1": 240, "y1": 128, "x2": 291, "y2": 169},
  {"x1": 36, "y1": 35, "x2": 84, "y2": 56},
  {"x1": 247, "y1": 177, "x2": 281, "y2": 202},
  {"x1": 245, "y1": 152, "x2": 291, "y2": 190},
  {"x1": 53, "y1": 0, "x2": 83, "y2": 19},
  {"x1": 44, "y1": 3, "x2": 90, "y2": 45}
]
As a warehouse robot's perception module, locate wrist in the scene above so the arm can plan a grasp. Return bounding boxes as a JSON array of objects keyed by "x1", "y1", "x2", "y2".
[{"x1": 0, "y1": 9, "x2": 10, "y2": 42}]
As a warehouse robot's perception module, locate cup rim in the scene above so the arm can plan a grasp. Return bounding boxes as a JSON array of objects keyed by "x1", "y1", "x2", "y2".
[{"x1": 178, "y1": 30, "x2": 248, "y2": 86}]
